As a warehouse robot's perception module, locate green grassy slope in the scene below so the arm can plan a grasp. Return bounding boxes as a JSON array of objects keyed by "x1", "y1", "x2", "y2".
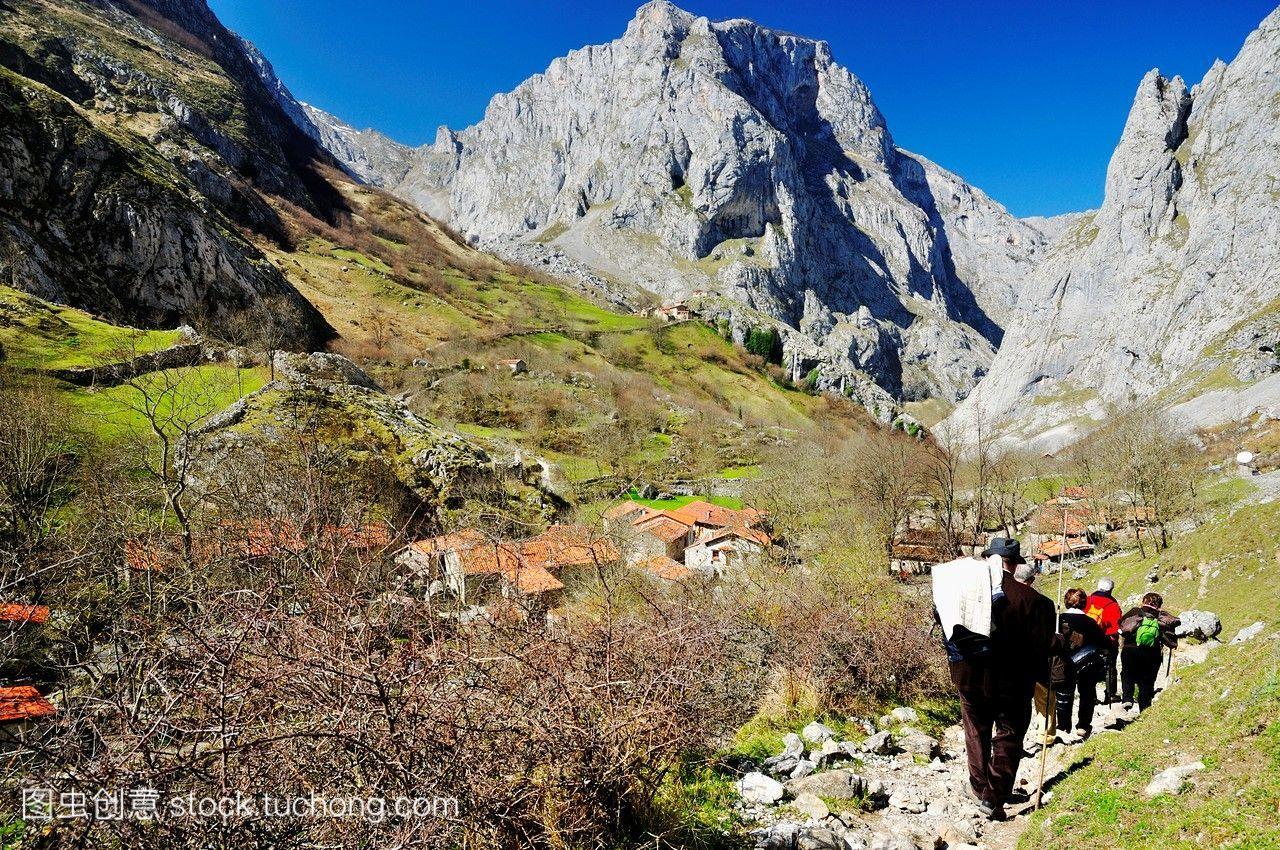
[
  {"x1": 1022, "y1": 489, "x2": 1280, "y2": 848},
  {"x1": 0, "y1": 284, "x2": 181, "y2": 369}
]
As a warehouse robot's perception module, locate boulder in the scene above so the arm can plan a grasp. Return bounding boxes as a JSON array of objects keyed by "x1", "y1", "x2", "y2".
[
  {"x1": 803, "y1": 721, "x2": 837, "y2": 743},
  {"x1": 792, "y1": 791, "x2": 830, "y2": 820},
  {"x1": 782, "y1": 733, "x2": 807, "y2": 758},
  {"x1": 786, "y1": 768, "x2": 867, "y2": 801},
  {"x1": 813, "y1": 738, "x2": 845, "y2": 766},
  {"x1": 861, "y1": 730, "x2": 898, "y2": 755},
  {"x1": 739, "y1": 771, "x2": 787, "y2": 806},
  {"x1": 1175, "y1": 610, "x2": 1221, "y2": 641},
  {"x1": 887, "y1": 787, "x2": 926, "y2": 813},
  {"x1": 889, "y1": 707, "x2": 919, "y2": 724},
  {"x1": 895, "y1": 728, "x2": 940, "y2": 759},
  {"x1": 868, "y1": 833, "x2": 917, "y2": 850},
  {"x1": 790, "y1": 759, "x2": 817, "y2": 780},
  {"x1": 939, "y1": 819, "x2": 979, "y2": 846},
  {"x1": 753, "y1": 822, "x2": 799, "y2": 850},
  {"x1": 1230, "y1": 621, "x2": 1265, "y2": 644},
  {"x1": 1143, "y1": 761, "x2": 1205, "y2": 798},
  {"x1": 763, "y1": 754, "x2": 801, "y2": 775},
  {"x1": 796, "y1": 827, "x2": 845, "y2": 850}
]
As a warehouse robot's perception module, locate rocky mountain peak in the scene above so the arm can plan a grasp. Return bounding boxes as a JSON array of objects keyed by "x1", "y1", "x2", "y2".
[
  {"x1": 625, "y1": 0, "x2": 696, "y2": 41},
  {"x1": 299, "y1": 2, "x2": 1052, "y2": 404},
  {"x1": 945, "y1": 5, "x2": 1280, "y2": 450},
  {"x1": 1100, "y1": 70, "x2": 1190, "y2": 246}
]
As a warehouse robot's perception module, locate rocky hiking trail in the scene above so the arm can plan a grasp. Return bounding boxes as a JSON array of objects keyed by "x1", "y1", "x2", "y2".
[{"x1": 735, "y1": 667, "x2": 1184, "y2": 850}]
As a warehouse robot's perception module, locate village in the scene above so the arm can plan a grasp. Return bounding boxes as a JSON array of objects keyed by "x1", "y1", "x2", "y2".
[
  {"x1": 0, "y1": 475, "x2": 1163, "y2": 743},
  {"x1": 889, "y1": 484, "x2": 1154, "y2": 578}
]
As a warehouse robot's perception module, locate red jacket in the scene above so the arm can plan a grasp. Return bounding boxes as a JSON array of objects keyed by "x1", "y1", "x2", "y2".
[{"x1": 1085, "y1": 591, "x2": 1122, "y2": 639}]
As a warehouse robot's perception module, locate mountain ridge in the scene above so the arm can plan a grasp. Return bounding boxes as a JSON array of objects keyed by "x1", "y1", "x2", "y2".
[
  {"x1": 294, "y1": 0, "x2": 1056, "y2": 405},
  {"x1": 945, "y1": 5, "x2": 1280, "y2": 449}
]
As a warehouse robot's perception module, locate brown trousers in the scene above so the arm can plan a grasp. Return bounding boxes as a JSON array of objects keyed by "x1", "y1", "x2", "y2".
[{"x1": 957, "y1": 682, "x2": 1034, "y2": 806}]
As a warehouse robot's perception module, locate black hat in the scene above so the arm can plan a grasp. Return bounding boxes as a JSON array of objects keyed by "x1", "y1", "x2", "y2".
[{"x1": 982, "y1": 537, "x2": 1025, "y2": 565}]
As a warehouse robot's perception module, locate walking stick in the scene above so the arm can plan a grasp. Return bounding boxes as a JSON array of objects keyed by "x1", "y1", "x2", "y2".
[{"x1": 1034, "y1": 696, "x2": 1055, "y2": 811}]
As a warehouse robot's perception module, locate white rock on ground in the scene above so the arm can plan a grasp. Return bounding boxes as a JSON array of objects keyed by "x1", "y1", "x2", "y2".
[
  {"x1": 792, "y1": 791, "x2": 830, "y2": 820},
  {"x1": 1174, "y1": 610, "x2": 1222, "y2": 641},
  {"x1": 1143, "y1": 761, "x2": 1206, "y2": 798},
  {"x1": 895, "y1": 728, "x2": 940, "y2": 758},
  {"x1": 861, "y1": 730, "x2": 898, "y2": 755},
  {"x1": 782, "y1": 732, "x2": 807, "y2": 758},
  {"x1": 739, "y1": 771, "x2": 787, "y2": 805},
  {"x1": 889, "y1": 707, "x2": 919, "y2": 724},
  {"x1": 803, "y1": 721, "x2": 837, "y2": 743},
  {"x1": 1231, "y1": 621, "x2": 1265, "y2": 644}
]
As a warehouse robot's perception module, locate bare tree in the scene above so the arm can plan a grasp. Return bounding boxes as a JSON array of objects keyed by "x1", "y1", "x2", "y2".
[
  {"x1": 110, "y1": 362, "x2": 232, "y2": 569},
  {"x1": 0, "y1": 383, "x2": 84, "y2": 559},
  {"x1": 364, "y1": 305, "x2": 398, "y2": 354}
]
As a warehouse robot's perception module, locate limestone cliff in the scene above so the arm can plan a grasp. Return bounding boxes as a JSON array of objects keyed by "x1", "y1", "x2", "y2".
[
  {"x1": 947, "y1": 8, "x2": 1280, "y2": 448},
  {"x1": 0, "y1": 0, "x2": 336, "y2": 343},
  {"x1": 302, "y1": 1, "x2": 1053, "y2": 401}
]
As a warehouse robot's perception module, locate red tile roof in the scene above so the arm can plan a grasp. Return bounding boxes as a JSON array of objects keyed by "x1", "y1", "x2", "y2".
[
  {"x1": 328, "y1": 522, "x2": 393, "y2": 549},
  {"x1": 0, "y1": 605, "x2": 50, "y2": 625},
  {"x1": 666, "y1": 500, "x2": 765, "y2": 529},
  {"x1": 411, "y1": 528, "x2": 489, "y2": 557},
  {"x1": 635, "y1": 555, "x2": 692, "y2": 581},
  {"x1": 1031, "y1": 505, "x2": 1099, "y2": 536},
  {"x1": 697, "y1": 525, "x2": 771, "y2": 547},
  {"x1": 1034, "y1": 538, "x2": 1095, "y2": 560},
  {"x1": 603, "y1": 501, "x2": 657, "y2": 523},
  {"x1": 411, "y1": 525, "x2": 618, "y2": 594},
  {"x1": 509, "y1": 566, "x2": 565, "y2": 594},
  {"x1": 1060, "y1": 486, "x2": 1093, "y2": 500},
  {"x1": 125, "y1": 537, "x2": 177, "y2": 572},
  {"x1": 0, "y1": 686, "x2": 55, "y2": 722},
  {"x1": 632, "y1": 514, "x2": 692, "y2": 543}
]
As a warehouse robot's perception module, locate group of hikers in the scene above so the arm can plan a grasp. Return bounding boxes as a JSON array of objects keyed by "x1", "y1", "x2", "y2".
[{"x1": 931, "y1": 537, "x2": 1181, "y2": 820}]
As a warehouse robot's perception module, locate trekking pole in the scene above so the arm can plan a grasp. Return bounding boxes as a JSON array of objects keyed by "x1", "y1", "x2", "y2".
[{"x1": 1035, "y1": 696, "x2": 1054, "y2": 811}]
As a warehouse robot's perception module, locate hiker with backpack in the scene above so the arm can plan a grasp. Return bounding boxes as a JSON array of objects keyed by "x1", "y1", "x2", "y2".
[
  {"x1": 1086, "y1": 578, "x2": 1123, "y2": 703},
  {"x1": 1119, "y1": 592, "x2": 1181, "y2": 712},
  {"x1": 931, "y1": 538, "x2": 1055, "y2": 820},
  {"x1": 1052, "y1": 588, "x2": 1109, "y2": 739}
]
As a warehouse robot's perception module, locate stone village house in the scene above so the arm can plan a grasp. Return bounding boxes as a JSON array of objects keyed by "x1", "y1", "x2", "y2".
[
  {"x1": 398, "y1": 525, "x2": 620, "y2": 613},
  {"x1": 604, "y1": 499, "x2": 772, "y2": 577}
]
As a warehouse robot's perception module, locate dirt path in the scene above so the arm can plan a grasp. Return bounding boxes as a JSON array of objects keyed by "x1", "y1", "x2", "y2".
[{"x1": 747, "y1": 665, "x2": 1177, "y2": 849}]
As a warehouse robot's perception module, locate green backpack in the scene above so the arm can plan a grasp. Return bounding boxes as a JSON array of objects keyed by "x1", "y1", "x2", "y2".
[{"x1": 1135, "y1": 615, "x2": 1161, "y2": 648}]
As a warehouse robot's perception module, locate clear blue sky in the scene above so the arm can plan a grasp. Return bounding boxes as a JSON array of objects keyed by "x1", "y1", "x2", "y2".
[{"x1": 209, "y1": 0, "x2": 1276, "y2": 217}]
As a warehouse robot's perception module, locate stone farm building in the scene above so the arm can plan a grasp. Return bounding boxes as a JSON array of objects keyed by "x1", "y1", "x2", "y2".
[
  {"x1": 399, "y1": 525, "x2": 619, "y2": 613},
  {"x1": 496, "y1": 358, "x2": 527, "y2": 374},
  {"x1": 889, "y1": 528, "x2": 983, "y2": 576},
  {"x1": 604, "y1": 499, "x2": 772, "y2": 577}
]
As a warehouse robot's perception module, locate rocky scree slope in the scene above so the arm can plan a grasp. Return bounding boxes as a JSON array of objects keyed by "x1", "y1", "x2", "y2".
[
  {"x1": 0, "y1": 0, "x2": 340, "y2": 343},
  {"x1": 947, "y1": 7, "x2": 1280, "y2": 449},
  {"x1": 300, "y1": 0, "x2": 1055, "y2": 402}
]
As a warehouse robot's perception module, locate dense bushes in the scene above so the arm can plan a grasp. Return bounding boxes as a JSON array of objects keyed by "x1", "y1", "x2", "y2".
[{"x1": 743, "y1": 326, "x2": 783, "y2": 364}]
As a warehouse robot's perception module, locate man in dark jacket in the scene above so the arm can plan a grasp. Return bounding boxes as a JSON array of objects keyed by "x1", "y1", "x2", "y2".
[
  {"x1": 949, "y1": 538, "x2": 1055, "y2": 820},
  {"x1": 1119, "y1": 592, "x2": 1180, "y2": 712},
  {"x1": 1085, "y1": 578, "x2": 1123, "y2": 703}
]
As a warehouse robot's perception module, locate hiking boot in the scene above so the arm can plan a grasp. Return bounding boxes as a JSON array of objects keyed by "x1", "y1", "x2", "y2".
[
  {"x1": 986, "y1": 803, "x2": 1007, "y2": 821},
  {"x1": 1120, "y1": 701, "x2": 1133, "y2": 712},
  {"x1": 1076, "y1": 726, "x2": 1092, "y2": 740}
]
